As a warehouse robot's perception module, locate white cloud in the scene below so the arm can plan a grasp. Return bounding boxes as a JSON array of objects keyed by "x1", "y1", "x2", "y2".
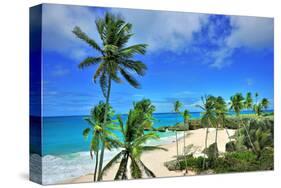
[
  {"x1": 42, "y1": 4, "x2": 101, "y2": 60},
  {"x1": 111, "y1": 8, "x2": 208, "y2": 53},
  {"x1": 203, "y1": 16, "x2": 273, "y2": 69},
  {"x1": 41, "y1": 4, "x2": 273, "y2": 70},
  {"x1": 227, "y1": 16, "x2": 274, "y2": 49}
]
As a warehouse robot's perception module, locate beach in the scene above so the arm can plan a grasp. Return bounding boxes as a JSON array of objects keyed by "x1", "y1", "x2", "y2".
[{"x1": 66, "y1": 128, "x2": 235, "y2": 183}]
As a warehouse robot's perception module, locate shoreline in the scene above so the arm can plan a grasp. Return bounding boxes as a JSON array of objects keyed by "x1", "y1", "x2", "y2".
[{"x1": 65, "y1": 128, "x2": 235, "y2": 184}]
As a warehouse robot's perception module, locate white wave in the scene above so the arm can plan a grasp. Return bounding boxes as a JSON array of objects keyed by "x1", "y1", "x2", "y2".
[{"x1": 31, "y1": 134, "x2": 178, "y2": 185}]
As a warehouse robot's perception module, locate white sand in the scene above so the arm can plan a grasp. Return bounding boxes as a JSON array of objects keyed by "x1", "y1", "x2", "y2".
[{"x1": 66, "y1": 128, "x2": 235, "y2": 183}]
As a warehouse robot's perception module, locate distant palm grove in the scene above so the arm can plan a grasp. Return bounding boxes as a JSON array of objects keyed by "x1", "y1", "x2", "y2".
[{"x1": 73, "y1": 12, "x2": 273, "y2": 181}]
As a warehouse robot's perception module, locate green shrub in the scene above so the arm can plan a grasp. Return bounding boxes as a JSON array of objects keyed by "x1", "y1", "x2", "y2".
[
  {"x1": 164, "y1": 155, "x2": 205, "y2": 172},
  {"x1": 225, "y1": 141, "x2": 236, "y2": 152},
  {"x1": 214, "y1": 151, "x2": 259, "y2": 173},
  {"x1": 258, "y1": 147, "x2": 274, "y2": 170}
]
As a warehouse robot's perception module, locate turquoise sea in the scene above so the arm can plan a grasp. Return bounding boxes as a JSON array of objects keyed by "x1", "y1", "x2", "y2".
[{"x1": 34, "y1": 110, "x2": 271, "y2": 184}]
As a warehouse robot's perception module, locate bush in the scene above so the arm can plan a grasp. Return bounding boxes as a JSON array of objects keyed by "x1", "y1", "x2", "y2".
[
  {"x1": 225, "y1": 141, "x2": 236, "y2": 152},
  {"x1": 258, "y1": 147, "x2": 274, "y2": 170},
  {"x1": 164, "y1": 155, "x2": 205, "y2": 172},
  {"x1": 214, "y1": 151, "x2": 259, "y2": 173}
]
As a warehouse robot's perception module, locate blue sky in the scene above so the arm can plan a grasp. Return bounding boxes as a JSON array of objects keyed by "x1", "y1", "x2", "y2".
[{"x1": 41, "y1": 4, "x2": 274, "y2": 116}]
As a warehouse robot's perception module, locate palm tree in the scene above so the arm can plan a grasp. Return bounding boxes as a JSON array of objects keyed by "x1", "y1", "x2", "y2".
[
  {"x1": 261, "y1": 98, "x2": 269, "y2": 110},
  {"x1": 73, "y1": 13, "x2": 148, "y2": 180},
  {"x1": 244, "y1": 92, "x2": 253, "y2": 110},
  {"x1": 253, "y1": 103, "x2": 262, "y2": 116},
  {"x1": 255, "y1": 92, "x2": 259, "y2": 104},
  {"x1": 82, "y1": 102, "x2": 119, "y2": 181},
  {"x1": 173, "y1": 100, "x2": 183, "y2": 159},
  {"x1": 214, "y1": 96, "x2": 227, "y2": 144},
  {"x1": 230, "y1": 93, "x2": 256, "y2": 153},
  {"x1": 100, "y1": 109, "x2": 166, "y2": 180},
  {"x1": 196, "y1": 95, "x2": 217, "y2": 169},
  {"x1": 133, "y1": 98, "x2": 156, "y2": 129},
  {"x1": 182, "y1": 109, "x2": 190, "y2": 173}
]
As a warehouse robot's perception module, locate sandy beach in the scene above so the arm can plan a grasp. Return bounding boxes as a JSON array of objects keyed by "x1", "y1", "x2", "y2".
[{"x1": 66, "y1": 128, "x2": 235, "y2": 184}]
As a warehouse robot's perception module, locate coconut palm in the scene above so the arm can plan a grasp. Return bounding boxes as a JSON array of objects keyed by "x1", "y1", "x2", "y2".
[
  {"x1": 261, "y1": 98, "x2": 269, "y2": 110},
  {"x1": 133, "y1": 98, "x2": 156, "y2": 129},
  {"x1": 244, "y1": 92, "x2": 253, "y2": 110},
  {"x1": 253, "y1": 103, "x2": 263, "y2": 116},
  {"x1": 182, "y1": 109, "x2": 190, "y2": 173},
  {"x1": 214, "y1": 96, "x2": 228, "y2": 144},
  {"x1": 196, "y1": 95, "x2": 217, "y2": 169},
  {"x1": 173, "y1": 100, "x2": 183, "y2": 159},
  {"x1": 230, "y1": 93, "x2": 256, "y2": 153},
  {"x1": 73, "y1": 12, "x2": 148, "y2": 180},
  {"x1": 82, "y1": 102, "x2": 119, "y2": 181},
  {"x1": 100, "y1": 109, "x2": 166, "y2": 180}
]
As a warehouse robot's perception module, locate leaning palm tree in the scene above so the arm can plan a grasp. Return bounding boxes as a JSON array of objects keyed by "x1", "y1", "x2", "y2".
[
  {"x1": 73, "y1": 12, "x2": 148, "y2": 180},
  {"x1": 196, "y1": 95, "x2": 217, "y2": 169},
  {"x1": 173, "y1": 100, "x2": 183, "y2": 159},
  {"x1": 82, "y1": 102, "x2": 119, "y2": 181},
  {"x1": 100, "y1": 109, "x2": 166, "y2": 180}
]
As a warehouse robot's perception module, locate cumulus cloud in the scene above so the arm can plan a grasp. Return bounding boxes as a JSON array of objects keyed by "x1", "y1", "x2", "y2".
[
  {"x1": 111, "y1": 8, "x2": 208, "y2": 53},
  {"x1": 41, "y1": 4, "x2": 273, "y2": 69},
  {"x1": 42, "y1": 4, "x2": 101, "y2": 60},
  {"x1": 199, "y1": 15, "x2": 273, "y2": 69},
  {"x1": 227, "y1": 16, "x2": 274, "y2": 49}
]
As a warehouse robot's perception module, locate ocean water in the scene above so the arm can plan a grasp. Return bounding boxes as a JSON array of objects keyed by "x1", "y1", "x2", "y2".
[{"x1": 33, "y1": 111, "x2": 271, "y2": 184}]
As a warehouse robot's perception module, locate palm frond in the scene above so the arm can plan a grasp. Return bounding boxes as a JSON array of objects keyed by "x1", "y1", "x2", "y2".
[
  {"x1": 100, "y1": 151, "x2": 123, "y2": 178},
  {"x1": 99, "y1": 71, "x2": 108, "y2": 98},
  {"x1": 120, "y1": 68, "x2": 140, "y2": 88},
  {"x1": 78, "y1": 57, "x2": 102, "y2": 69},
  {"x1": 130, "y1": 155, "x2": 142, "y2": 179},
  {"x1": 138, "y1": 159, "x2": 156, "y2": 178},
  {"x1": 120, "y1": 44, "x2": 147, "y2": 57},
  {"x1": 114, "y1": 153, "x2": 129, "y2": 180},
  {"x1": 82, "y1": 128, "x2": 91, "y2": 140},
  {"x1": 73, "y1": 26, "x2": 102, "y2": 52},
  {"x1": 142, "y1": 146, "x2": 168, "y2": 152}
]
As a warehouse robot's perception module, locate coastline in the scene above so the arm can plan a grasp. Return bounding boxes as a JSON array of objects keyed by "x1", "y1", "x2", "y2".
[{"x1": 65, "y1": 128, "x2": 236, "y2": 184}]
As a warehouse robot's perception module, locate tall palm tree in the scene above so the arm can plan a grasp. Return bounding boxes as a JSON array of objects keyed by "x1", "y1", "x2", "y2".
[
  {"x1": 73, "y1": 13, "x2": 148, "y2": 180},
  {"x1": 182, "y1": 109, "x2": 190, "y2": 173},
  {"x1": 82, "y1": 102, "x2": 119, "y2": 181},
  {"x1": 100, "y1": 109, "x2": 166, "y2": 180},
  {"x1": 230, "y1": 93, "x2": 256, "y2": 153},
  {"x1": 173, "y1": 100, "x2": 183, "y2": 159},
  {"x1": 229, "y1": 93, "x2": 244, "y2": 138},
  {"x1": 196, "y1": 95, "x2": 217, "y2": 169},
  {"x1": 214, "y1": 96, "x2": 227, "y2": 144},
  {"x1": 244, "y1": 92, "x2": 253, "y2": 110}
]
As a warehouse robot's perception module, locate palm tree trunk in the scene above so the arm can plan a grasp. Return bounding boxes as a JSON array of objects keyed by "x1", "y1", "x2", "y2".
[
  {"x1": 183, "y1": 129, "x2": 188, "y2": 174},
  {"x1": 97, "y1": 76, "x2": 112, "y2": 181},
  {"x1": 215, "y1": 123, "x2": 218, "y2": 144},
  {"x1": 241, "y1": 120, "x2": 257, "y2": 154},
  {"x1": 203, "y1": 126, "x2": 209, "y2": 169},
  {"x1": 93, "y1": 151, "x2": 99, "y2": 181},
  {"x1": 175, "y1": 131, "x2": 179, "y2": 159}
]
